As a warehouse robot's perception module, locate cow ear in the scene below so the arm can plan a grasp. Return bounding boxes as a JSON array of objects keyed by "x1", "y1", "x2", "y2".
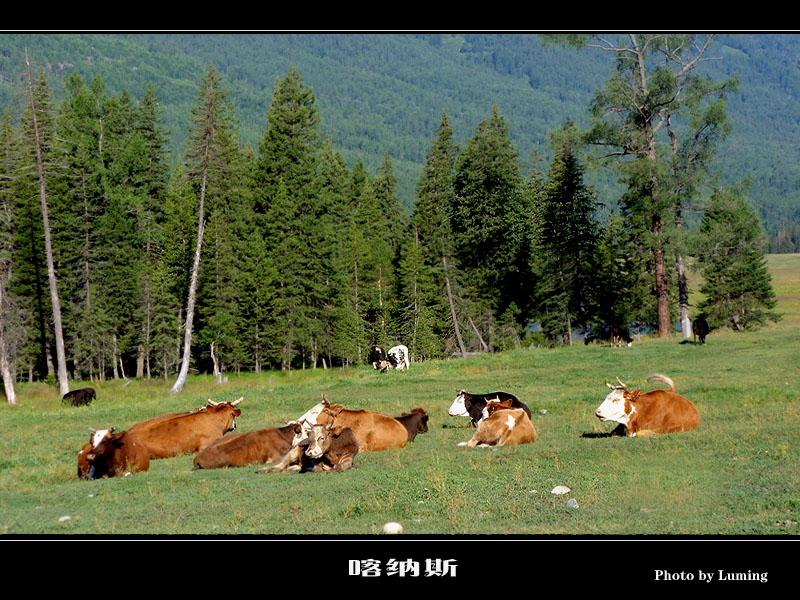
[
  {"x1": 627, "y1": 389, "x2": 642, "y2": 402},
  {"x1": 331, "y1": 425, "x2": 344, "y2": 437}
]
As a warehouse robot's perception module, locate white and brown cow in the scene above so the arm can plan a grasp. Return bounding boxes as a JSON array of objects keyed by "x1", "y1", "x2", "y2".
[
  {"x1": 448, "y1": 390, "x2": 530, "y2": 426},
  {"x1": 594, "y1": 374, "x2": 700, "y2": 437},
  {"x1": 289, "y1": 395, "x2": 408, "y2": 452},
  {"x1": 457, "y1": 403, "x2": 537, "y2": 448},
  {"x1": 257, "y1": 421, "x2": 358, "y2": 473}
]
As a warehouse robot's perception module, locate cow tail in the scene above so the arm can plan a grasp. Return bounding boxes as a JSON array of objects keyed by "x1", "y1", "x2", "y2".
[{"x1": 647, "y1": 374, "x2": 675, "y2": 391}]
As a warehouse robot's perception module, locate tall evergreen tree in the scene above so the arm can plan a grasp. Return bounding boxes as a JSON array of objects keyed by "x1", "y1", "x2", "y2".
[
  {"x1": 412, "y1": 112, "x2": 466, "y2": 357},
  {"x1": 532, "y1": 121, "x2": 600, "y2": 344},
  {"x1": 695, "y1": 187, "x2": 780, "y2": 330},
  {"x1": 452, "y1": 105, "x2": 529, "y2": 346}
]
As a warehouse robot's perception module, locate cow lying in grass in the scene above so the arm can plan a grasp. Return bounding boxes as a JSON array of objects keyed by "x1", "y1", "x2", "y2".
[
  {"x1": 257, "y1": 421, "x2": 358, "y2": 473},
  {"x1": 77, "y1": 427, "x2": 150, "y2": 480},
  {"x1": 193, "y1": 424, "x2": 297, "y2": 469},
  {"x1": 457, "y1": 403, "x2": 537, "y2": 448},
  {"x1": 594, "y1": 374, "x2": 700, "y2": 437},
  {"x1": 393, "y1": 408, "x2": 429, "y2": 442}
]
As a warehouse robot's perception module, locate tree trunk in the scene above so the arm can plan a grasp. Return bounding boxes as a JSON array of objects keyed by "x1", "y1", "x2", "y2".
[
  {"x1": 0, "y1": 276, "x2": 16, "y2": 404},
  {"x1": 676, "y1": 254, "x2": 692, "y2": 337},
  {"x1": 443, "y1": 256, "x2": 467, "y2": 357},
  {"x1": 468, "y1": 315, "x2": 489, "y2": 352},
  {"x1": 25, "y1": 49, "x2": 69, "y2": 397},
  {"x1": 211, "y1": 341, "x2": 221, "y2": 384},
  {"x1": 169, "y1": 147, "x2": 208, "y2": 394}
]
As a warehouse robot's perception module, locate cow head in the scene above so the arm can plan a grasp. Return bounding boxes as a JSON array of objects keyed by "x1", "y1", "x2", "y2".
[
  {"x1": 595, "y1": 378, "x2": 641, "y2": 425},
  {"x1": 290, "y1": 394, "x2": 333, "y2": 427},
  {"x1": 305, "y1": 422, "x2": 346, "y2": 459},
  {"x1": 448, "y1": 390, "x2": 470, "y2": 417},
  {"x1": 83, "y1": 428, "x2": 124, "y2": 480},
  {"x1": 206, "y1": 397, "x2": 243, "y2": 432},
  {"x1": 483, "y1": 399, "x2": 513, "y2": 420},
  {"x1": 403, "y1": 408, "x2": 429, "y2": 434}
]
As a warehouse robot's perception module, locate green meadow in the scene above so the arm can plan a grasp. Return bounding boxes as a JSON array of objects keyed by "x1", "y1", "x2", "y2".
[{"x1": 1, "y1": 255, "x2": 798, "y2": 536}]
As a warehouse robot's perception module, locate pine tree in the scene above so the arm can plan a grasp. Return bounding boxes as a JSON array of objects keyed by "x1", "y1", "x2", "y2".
[
  {"x1": 695, "y1": 187, "x2": 780, "y2": 330},
  {"x1": 412, "y1": 112, "x2": 466, "y2": 357},
  {"x1": 452, "y1": 105, "x2": 529, "y2": 345},
  {"x1": 532, "y1": 121, "x2": 600, "y2": 344}
]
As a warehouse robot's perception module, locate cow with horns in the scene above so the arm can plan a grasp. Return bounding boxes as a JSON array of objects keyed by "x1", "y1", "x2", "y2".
[{"x1": 594, "y1": 374, "x2": 700, "y2": 437}]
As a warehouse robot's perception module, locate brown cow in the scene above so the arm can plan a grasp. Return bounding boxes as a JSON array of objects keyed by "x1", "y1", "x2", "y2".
[
  {"x1": 128, "y1": 397, "x2": 243, "y2": 458},
  {"x1": 393, "y1": 408, "x2": 429, "y2": 442},
  {"x1": 594, "y1": 374, "x2": 700, "y2": 437},
  {"x1": 458, "y1": 404, "x2": 537, "y2": 448},
  {"x1": 77, "y1": 428, "x2": 150, "y2": 480},
  {"x1": 292, "y1": 396, "x2": 408, "y2": 452},
  {"x1": 257, "y1": 422, "x2": 359, "y2": 473},
  {"x1": 193, "y1": 424, "x2": 297, "y2": 469}
]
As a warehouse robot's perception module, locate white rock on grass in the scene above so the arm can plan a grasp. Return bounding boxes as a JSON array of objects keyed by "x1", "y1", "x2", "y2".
[
  {"x1": 551, "y1": 485, "x2": 571, "y2": 495},
  {"x1": 566, "y1": 498, "x2": 579, "y2": 509}
]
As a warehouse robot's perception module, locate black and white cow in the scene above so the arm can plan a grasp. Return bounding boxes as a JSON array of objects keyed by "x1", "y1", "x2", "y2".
[
  {"x1": 447, "y1": 390, "x2": 530, "y2": 427},
  {"x1": 370, "y1": 344, "x2": 410, "y2": 372},
  {"x1": 610, "y1": 326, "x2": 633, "y2": 347}
]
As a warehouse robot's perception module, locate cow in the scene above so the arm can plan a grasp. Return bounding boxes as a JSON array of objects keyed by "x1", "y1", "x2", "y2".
[
  {"x1": 594, "y1": 374, "x2": 700, "y2": 437},
  {"x1": 127, "y1": 397, "x2": 243, "y2": 458},
  {"x1": 692, "y1": 318, "x2": 710, "y2": 344},
  {"x1": 370, "y1": 345, "x2": 410, "y2": 372},
  {"x1": 193, "y1": 423, "x2": 297, "y2": 469},
  {"x1": 257, "y1": 421, "x2": 359, "y2": 473},
  {"x1": 393, "y1": 408, "x2": 429, "y2": 442},
  {"x1": 448, "y1": 390, "x2": 530, "y2": 426},
  {"x1": 77, "y1": 427, "x2": 150, "y2": 480},
  {"x1": 62, "y1": 387, "x2": 96, "y2": 407},
  {"x1": 457, "y1": 403, "x2": 537, "y2": 448},
  {"x1": 291, "y1": 395, "x2": 408, "y2": 452},
  {"x1": 610, "y1": 326, "x2": 633, "y2": 347},
  {"x1": 369, "y1": 346, "x2": 387, "y2": 369}
]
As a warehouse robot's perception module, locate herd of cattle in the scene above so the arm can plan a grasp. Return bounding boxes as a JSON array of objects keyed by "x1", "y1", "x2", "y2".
[
  {"x1": 69, "y1": 333, "x2": 709, "y2": 479},
  {"x1": 72, "y1": 372, "x2": 700, "y2": 480}
]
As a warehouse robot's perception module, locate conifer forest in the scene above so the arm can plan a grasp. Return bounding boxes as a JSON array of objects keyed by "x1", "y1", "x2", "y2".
[{"x1": 0, "y1": 33, "x2": 787, "y2": 395}]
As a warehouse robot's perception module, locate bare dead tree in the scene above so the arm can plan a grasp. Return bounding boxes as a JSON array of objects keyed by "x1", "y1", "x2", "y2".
[{"x1": 25, "y1": 48, "x2": 69, "y2": 397}]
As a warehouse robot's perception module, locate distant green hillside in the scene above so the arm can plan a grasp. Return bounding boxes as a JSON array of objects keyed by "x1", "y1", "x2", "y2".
[{"x1": 1, "y1": 32, "x2": 798, "y2": 241}]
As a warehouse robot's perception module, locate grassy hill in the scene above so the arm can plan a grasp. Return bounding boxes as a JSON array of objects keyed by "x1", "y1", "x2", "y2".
[{"x1": 1, "y1": 32, "x2": 798, "y2": 237}]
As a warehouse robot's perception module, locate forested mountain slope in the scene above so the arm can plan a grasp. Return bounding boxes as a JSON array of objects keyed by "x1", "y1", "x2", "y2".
[{"x1": 1, "y1": 32, "x2": 798, "y2": 242}]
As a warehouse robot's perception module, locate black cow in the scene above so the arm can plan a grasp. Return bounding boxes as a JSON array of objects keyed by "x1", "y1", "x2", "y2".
[
  {"x1": 447, "y1": 390, "x2": 531, "y2": 427},
  {"x1": 692, "y1": 318, "x2": 710, "y2": 344},
  {"x1": 62, "y1": 387, "x2": 96, "y2": 407}
]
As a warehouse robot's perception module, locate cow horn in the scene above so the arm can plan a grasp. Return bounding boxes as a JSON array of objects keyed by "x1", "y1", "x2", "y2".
[
  {"x1": 88, "y1": 427, "x2": 97, "y2": 433},
  {"x1": 207, "y1": 398, "x2": 219, "y2": 406},
  {"x1": 616, "y1": 376, "x2": 627, "y2": 390},
  {"x1": 230, "y1": 396, "x2": 243, "y2": 406},
  {"x1": 605, "y1": 381, "x2": 615, "y2": 389}
]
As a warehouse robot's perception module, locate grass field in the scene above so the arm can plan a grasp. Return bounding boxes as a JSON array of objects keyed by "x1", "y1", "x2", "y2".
[{"x1": 1, "y1": 255, "x2": 798, "y2": 536}]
